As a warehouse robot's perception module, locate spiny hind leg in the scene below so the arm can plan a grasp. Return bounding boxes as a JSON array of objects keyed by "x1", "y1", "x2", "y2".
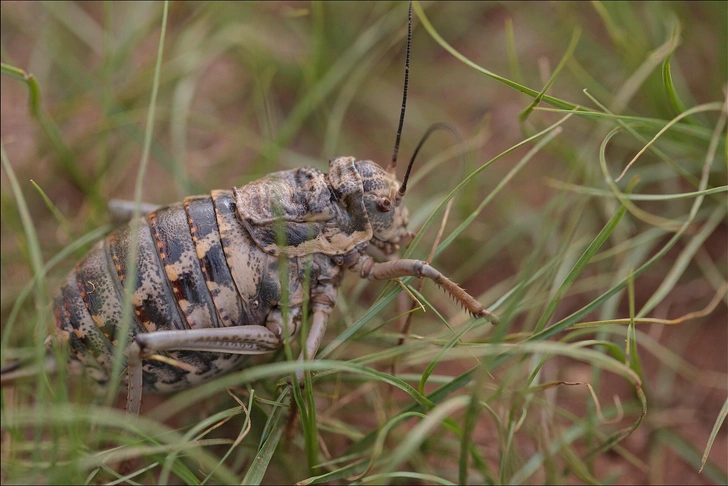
[{"x1": 124, "y1": 325, "x2": 284, "y2": 415}]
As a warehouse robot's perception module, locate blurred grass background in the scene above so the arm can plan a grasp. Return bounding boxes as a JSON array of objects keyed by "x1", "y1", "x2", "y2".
[{"x1": 1, "y1": 1, "x2": 726, "y2": 484}]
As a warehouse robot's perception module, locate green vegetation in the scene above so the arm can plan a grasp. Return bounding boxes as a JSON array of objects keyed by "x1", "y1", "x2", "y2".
[{"x1": 1, "y1": 2, "x2": 726, "y2": 484}]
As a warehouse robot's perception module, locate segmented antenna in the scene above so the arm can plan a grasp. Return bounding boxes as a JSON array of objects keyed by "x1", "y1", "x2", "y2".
[
  {"x1": 398, "y1": 122, "x2": 463, "y2": 198},
  {"x1": 387, "y1": 1, "x2": 412, "y2": 174}
]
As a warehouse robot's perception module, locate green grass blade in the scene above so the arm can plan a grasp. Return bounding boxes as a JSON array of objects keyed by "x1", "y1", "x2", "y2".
[
  {"x1": 106, "y1": 0, "x2": 169, "y2": 405},
  {"x1": 414, "y1": 1, "x2": 580, "y2": 111},
  {"x1": 662, "y1": 53, "x2": 688, "y2": 117},
  {"x1": 519, "y1": 27, "x2": 581, "y2": 121},
  {"x1": 700, "y1": 398, "x2": 728, "y2": 474},
  {"x1": 0, "y1": 63, "x2": 99, "y2": 204},
  {"x1": 532, "y1": 180, "x2": 632, "y2": 333},
  {"x1": 1, "y1": 224, "x2": 112, "y2": 353},
  {"x1": 657, "y1": 429, "x2": 728, "y2": 484},
  {"x1": 0, "y1": 143, "x2": 49, "y2": 386}
]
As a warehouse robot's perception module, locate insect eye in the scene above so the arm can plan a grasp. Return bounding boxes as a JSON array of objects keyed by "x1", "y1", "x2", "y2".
[{"x1": 376, "y1": 197, "x2": 392, "y2": 212}]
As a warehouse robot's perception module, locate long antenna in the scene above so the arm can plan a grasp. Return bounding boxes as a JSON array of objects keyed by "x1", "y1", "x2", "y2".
[
  {"x1": 387, "y1": 1, "x2": 412, "y2": 174},
  {"x1": 398, "y1": 122, "x2": 463, "y2": 199}
]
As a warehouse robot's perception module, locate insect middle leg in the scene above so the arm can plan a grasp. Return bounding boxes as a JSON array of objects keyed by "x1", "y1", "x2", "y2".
[{"x1": 293, "y1": 281, "x2": 338, "y2": 383}]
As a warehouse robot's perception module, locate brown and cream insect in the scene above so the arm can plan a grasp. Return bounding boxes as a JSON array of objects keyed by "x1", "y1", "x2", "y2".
[{"x1": 1, "y1": 3, "x2": 498, "y2": 415}]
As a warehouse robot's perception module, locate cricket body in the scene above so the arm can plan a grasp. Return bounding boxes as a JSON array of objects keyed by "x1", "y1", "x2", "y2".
[
  {"x1": 55, "y1": 155, "x2": 497, "y2": 414},
  {"x1": 5, "y1": 3, "x2": 498, "y2": 414}
]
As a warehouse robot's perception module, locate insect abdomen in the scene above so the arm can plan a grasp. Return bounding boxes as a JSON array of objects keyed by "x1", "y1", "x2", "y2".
[{"x1": 54, "y1": 191, "x2": 273, "y2": 392}]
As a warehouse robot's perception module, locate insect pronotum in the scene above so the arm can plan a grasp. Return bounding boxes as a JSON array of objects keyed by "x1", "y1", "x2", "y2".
[{"x1": 1, "y1": 3, "x2": 498, "y2": 416}]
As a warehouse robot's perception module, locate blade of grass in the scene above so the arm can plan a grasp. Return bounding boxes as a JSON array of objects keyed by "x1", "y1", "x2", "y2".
[
  {"x1": 255, "y1": 2, "x2": 410, "y2": 165},
  {"x1": 434, "y1": 123, "x2": 567, "y2": 260},
  {"x1": 614, "y1": 103, "x2": 724, "y2": 184},
  {"x1": 609, "y1": 13, "x2": 682, "y2": 115},
  {"x1": 147, "y1": 359, "x2": 433, "y2": 422},
  {"x1": 241, "y1": 406, "x2": 285, "y2": 485},
  {"x1": 520, "y1": 27, "x2": 581, "y2": 122},
  {"x1": 504, "y1": 18, "x2": 524, "y2": 85},
  {"x1": 545, "y1": 179, "x2": 727, "y2": 201},
  {"x1": 1, "y1": 224, "x2": 112, "y2": 354},
  {"x1": 0, "y1": 63, "x2": 100, "y2": 205},
  {"x1": 413, "y1": 1, "x2": 581, "y2": 111},
  {"x1": 1, "y1": 140, "x2": 51, "y2": 411},
  {"x1": 662, "y1": 53, "x2": 689, "y2": 117},
  {"x1": 30, "y1": 179, "x2": 74, "y2": 238},
  {"x1": 656, "y1": 428, "x2": 728, "y2": 484},
  {"x1": 105, "y1": 0, "x2": 169, "y2": 406},
  {"x1": 359, "y1": 472, "x2": 456, "y2": 485},
  {"x1": 532, "y1": 178, "x2": 633, "y2": 333},
  {"x1": 379, "y1": 395, "x2": 470, "y2": 475},
  {"x1": 700, "y1": 398, "x2": 728, "y2": 474},
  {"x1": 638, "y1": 205, "x2": 725, "y2": 317},
  {"x1": 6, "y1": 404, "x2": 240, "y2": 484}
]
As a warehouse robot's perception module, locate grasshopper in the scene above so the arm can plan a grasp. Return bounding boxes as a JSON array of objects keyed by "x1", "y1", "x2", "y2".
[{"x1": 1, "y1": 3, "x2": 498, "y2": 416}]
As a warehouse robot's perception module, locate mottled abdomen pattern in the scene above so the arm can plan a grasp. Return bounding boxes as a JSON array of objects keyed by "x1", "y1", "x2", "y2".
[{"x1": 54, "y1": 191, "x2": 282, "y2": 392}]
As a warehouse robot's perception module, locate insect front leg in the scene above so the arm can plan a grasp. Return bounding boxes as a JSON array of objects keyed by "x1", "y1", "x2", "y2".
[{"x1": 350, "y1": 255, "x2": 499, "y2": 324}]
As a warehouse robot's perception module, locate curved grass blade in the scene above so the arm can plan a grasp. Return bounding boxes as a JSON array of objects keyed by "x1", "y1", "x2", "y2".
[
  {"x1": 1, "y1": 63, "x2": 100, "y2": 205},
  {"x1": 700, "y1": 398, "x2": 728, "y2": 474}
]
